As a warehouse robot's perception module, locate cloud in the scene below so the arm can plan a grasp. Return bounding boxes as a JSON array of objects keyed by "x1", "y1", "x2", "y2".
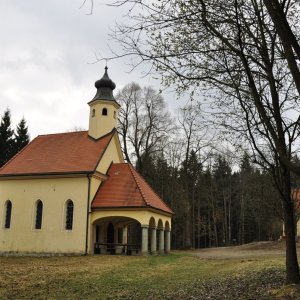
[{"x1": 0, "y1": 0, "x2": 177, "y2": 138}]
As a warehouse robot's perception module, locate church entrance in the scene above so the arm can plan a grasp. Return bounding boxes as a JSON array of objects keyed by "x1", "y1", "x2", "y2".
[
  {"x1": 107, "y1": 222, "x2": 114, "y2": 243},
  {"x1": 93, "y1": 216, "x2": 141, "y2": 255}
]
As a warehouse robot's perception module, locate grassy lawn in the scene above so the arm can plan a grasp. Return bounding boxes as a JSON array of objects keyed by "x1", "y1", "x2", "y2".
[{"x1": 0, "y1": 251, "x2": 299, "y2": 299}]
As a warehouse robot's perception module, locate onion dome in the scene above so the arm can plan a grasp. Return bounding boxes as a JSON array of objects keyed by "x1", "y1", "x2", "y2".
[{"x1": 91, "y1": 66, "x2": 116, "y2": 101}]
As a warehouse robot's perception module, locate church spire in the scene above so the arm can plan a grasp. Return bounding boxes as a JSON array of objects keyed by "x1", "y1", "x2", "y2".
[
  {"x1": 91, "y1": 66, "x2": 116, "y2": 102},
  {"x1": 88, "y1": 67, "x2": 120, "y2": 139}
]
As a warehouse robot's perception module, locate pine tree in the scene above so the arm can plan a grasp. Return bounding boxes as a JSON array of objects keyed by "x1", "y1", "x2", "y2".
[
  {"x1": 0, "y1": 109, "x2": 14, "y2": 167},
  {"x1": 14, "y1": 117, "x2": 30, "y2": 154}
]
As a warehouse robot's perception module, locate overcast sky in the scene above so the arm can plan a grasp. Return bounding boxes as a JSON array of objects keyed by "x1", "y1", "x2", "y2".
[{"x1": 0, "y1": 1, "x2": 178, "y2": 139}]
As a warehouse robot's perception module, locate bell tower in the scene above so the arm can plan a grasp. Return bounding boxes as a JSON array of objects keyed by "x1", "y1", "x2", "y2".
[{"x1": 88, "y1": 67, "x2": 120, "y2": 139}]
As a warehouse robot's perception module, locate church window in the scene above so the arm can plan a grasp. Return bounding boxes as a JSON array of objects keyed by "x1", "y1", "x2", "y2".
[
  {"x1": 65, "y1": 200, "x2": 74, "y2": 230},
  {"x1": 4, "y1": 200, "x2": 12, "y2": 229},
  {"x1": 35, "y1": 200, "x2": 43, "y2": 230},
  {"x1": 92, "y1": 109, "x2": 96, "y2": 117},
  {"x1": 113, "y1": 111, "x2": 116, "y2": 119},
  {"x1": 102, "y1": 108, "x2": 108, "y2": 116}
]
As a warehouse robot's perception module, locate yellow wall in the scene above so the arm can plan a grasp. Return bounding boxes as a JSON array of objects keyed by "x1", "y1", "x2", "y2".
[
  {"x1": 88, "y1": 100, "x2": 119, "y2": 139},
  {"x1": 97, "y1": 209, "x2": 171, "y2": 228},
  {"x1": 90, "y1": 133, "x2": 124, "y2": 202},
  {"x1": 96, "y1": 134, "x2": 124, "y2": 174},
  {"x1": 0, "y1": 177, "x2": 88, "y2": 254}
]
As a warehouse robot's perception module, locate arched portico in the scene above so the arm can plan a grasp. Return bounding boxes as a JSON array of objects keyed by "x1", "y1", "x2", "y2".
[
  {"x1": 92, "y1": 216, "x2": 141, "y2": 255},
  {"x1": 89, "y1": 209, "x2": 172, "y2": 255}
]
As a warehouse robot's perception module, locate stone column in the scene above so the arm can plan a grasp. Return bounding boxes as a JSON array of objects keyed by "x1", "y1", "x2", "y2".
[
  {"x1": 122, "y1": 226, "x2": 128, "y2": 244},
  {"x1": 151, "y1": 227, "x2": 157, "y2": 254},
  {"x1": 123, "y1": 226, "x2": 128, "y2": 254},
  {"x1": 165, "y1": 230, "x2": 171, "y2": 253},
  {"x1": 141, "y1": 225, "x2": 149, "y2": 255},
  {"x1": 159, "y1": 229, "x2": 165, "y2": 254}
]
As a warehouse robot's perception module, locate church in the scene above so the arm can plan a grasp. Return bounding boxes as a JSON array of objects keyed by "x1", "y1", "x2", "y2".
[{"x1": 0, "y1": 68, "x2": 173, "y2": 255}]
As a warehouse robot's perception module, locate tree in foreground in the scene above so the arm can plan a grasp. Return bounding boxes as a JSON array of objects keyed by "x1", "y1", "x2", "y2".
[{"x1": 111, "y1": 0, "x2": 300, "y2": 283}]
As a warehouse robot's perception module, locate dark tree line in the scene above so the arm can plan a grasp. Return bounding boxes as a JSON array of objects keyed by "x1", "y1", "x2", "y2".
[
  {"x1": 0, "y1": 109, "x2": 30, "y2": 167},
  {"x1": 138, "y1": 149, "x2": 282, "y2": 251}
]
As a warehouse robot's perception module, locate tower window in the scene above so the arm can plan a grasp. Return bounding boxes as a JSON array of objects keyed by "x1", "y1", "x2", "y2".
[
  {"x1": 35, "y1": 200, "x2": 43, "y2": 230},
  {"x1": 113, "y1": 111, "x2": 116, "y2": 119},
  {"x1": 4, "y1": 200, "x2": 12, "y2": 229},
  {"x1": 92, "y1": 109, "x2": 95, "y2": 117},
  {"x1": 102, "y1": 108, "x2": 108, "y2": 116},
  {"x1": 65, "y1": 200, "x2": 74, "y2": 230}
]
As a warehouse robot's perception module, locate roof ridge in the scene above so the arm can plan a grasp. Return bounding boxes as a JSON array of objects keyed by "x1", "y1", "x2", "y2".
[
  {"x1": 38, "y1": 130, "x2": 88, "y2": 137},
  {"x1": 128, "y1": 164, "x2": 151, "y2": 207},
  {"x1": 128, "y1": 164, "x2": 173, "y2": 213},
  {"x1": 0, "y1": 135, "x2": 39, "y2": 171}
]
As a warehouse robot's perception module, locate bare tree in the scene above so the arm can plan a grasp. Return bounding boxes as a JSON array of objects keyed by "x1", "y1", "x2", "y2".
[
  {"x1": 110, "y1": 0, "x2": 300, "y2": 283},
  {"x1": 116, "y1": 82, "x2": 174, "y2": 170}
]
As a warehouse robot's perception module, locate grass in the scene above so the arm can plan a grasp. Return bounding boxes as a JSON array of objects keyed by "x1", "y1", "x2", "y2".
[{"x1": 0, "y1": 251, "x2": 299, "y2": 299}]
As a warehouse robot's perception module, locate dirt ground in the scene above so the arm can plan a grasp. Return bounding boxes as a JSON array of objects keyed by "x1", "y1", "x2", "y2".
[{"x1": 188, "y1": 241, "x2": 294, "y2": 259}]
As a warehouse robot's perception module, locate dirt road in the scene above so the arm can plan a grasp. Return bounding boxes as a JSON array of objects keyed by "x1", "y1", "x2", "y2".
[{"x1": 189, "y1": 241, "x2": 288, "y2": 259}]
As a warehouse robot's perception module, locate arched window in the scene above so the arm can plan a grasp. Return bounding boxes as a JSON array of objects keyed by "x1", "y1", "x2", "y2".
[
  {"x1": 92, "y1": 109, "x2": 95, "y2": 117},
  {"x1": 4, "y1": 200, "x2": 12, "y2": 229},
  {"x1": 35, "y1": 200, "x2": 43, "y2": 230},
  {"x1": 102, "y1": 108, "x2": 108, "y2": 116},
  {"x1": 113, "y1": 111, "x2": 116, "y2": 119},
  {"x1": 65, "y1": 200, "x2": 74, "y2": 230}
]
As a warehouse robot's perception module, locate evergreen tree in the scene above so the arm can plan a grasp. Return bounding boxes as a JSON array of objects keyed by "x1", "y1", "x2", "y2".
[
  {"x1": 0, "y1": 109, "x2": 14, "y2": 167},
  {"x1": 14, "y1": 117, "x2": 30, "y2": 154}
]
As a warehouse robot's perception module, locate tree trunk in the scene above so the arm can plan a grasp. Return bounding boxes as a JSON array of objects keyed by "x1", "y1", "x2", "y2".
[
  {"x1": 197, "y1": 195, "x2": 201, "y2": 248},
  {"x1": 223, "y1": 191, "x2": 227, "y2": 245},
  {"x1": 239, "y1": 182, "x2": 245, "y2": 245},
  {"x1": 284, "y1": 203, "x2": 300, "y2": 283},
  {"x1": 192, "y1": 186, "x2": 195, "y2": 248},
  {"x1": 228, "y1": 186, "x2": 232, "y2": 245},
  {"x1": 281, "y1": 164, "x2": 300, "y2": 283},
  {"x1": 210, "y1": 192, "x2": 218, "y2": 247}
]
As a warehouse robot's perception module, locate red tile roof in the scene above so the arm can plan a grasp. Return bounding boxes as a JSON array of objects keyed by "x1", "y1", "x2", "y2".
[
  {"x1": 0, "y1": 130, "x2": 114, "y2": 176},
  {"x1": 92, "y1": 163, "x2": 173, "y2": 214}
]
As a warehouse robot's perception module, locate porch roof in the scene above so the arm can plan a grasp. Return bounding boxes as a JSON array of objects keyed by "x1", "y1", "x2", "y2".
[{"x1": 92, "y1": 163, "x2": 173, "y2": 214}]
